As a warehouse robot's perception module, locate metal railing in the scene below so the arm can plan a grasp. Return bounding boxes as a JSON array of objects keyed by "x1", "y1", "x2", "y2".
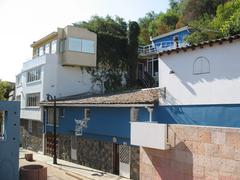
[{"x1": 138, "y1": 41, "x2": 188, "y2": 55}]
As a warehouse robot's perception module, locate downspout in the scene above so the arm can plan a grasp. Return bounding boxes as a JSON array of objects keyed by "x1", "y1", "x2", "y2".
[{"x1": 146, "y1": 107, "x2": 154, "y2": 122}]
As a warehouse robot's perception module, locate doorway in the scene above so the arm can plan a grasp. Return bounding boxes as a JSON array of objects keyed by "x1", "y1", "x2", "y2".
[{"x1": 112, "y1": 143, "x2": 119, "y2": 175}]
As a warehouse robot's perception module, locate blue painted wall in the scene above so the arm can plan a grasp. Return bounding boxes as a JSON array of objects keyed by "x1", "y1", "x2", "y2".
[
  {"x1": 153, "y1": 29, "x2": 190, "y2": 45},
  {"x1": 154, "y1": 104, "x2": 240, "y2": 128},
  {"x1": 45, "y1": 103, "x2": 240, "y2": 145},
  {"x1": 45, "y1": 107, "x2": 149, "y2": 144},
  {"x1": 0, "y1": 101, "x2": 20, "y2": 180}
]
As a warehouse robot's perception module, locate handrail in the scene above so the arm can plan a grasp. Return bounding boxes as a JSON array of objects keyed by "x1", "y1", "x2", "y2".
[{"x1": 138, "y1": 41, "x2": 188, "y2": 55}]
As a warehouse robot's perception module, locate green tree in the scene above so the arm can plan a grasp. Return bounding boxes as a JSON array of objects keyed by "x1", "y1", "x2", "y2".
[
  {"x1": 212, "y1": 0, "x2": 240, "y2": 36},
  {"x1": 0, "y1": 81, "x2": 12, "y2": 100},
  {"x1": 127, "y1": 21, "x2": 140, "y2": 86},
  {"x1": 138, "y1": 11, "x2": 158, "y2": 44}
]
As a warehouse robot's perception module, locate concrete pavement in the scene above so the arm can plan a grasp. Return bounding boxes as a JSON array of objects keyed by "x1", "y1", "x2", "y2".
[{"x1": 19, "y1": 149, "x2": 129, "y2": 180}]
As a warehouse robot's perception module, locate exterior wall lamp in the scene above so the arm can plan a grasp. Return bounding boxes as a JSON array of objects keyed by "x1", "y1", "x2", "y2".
[{"x1": 46, "y1": 94, "x2": 57, "y2": 165}]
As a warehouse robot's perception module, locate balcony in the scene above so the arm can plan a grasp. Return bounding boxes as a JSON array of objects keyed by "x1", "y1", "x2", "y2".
[
  {"x1": 130, "y1": 122, "x2": 170, "y2": 150},
  {"x1": 138, "y1": 41, "x2": 188, "y2": 56}
]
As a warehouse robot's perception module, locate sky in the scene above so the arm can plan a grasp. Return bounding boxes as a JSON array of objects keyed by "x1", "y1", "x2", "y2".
[{"x1": 0, "y1": 0, "x2": 169, "y2": 82}]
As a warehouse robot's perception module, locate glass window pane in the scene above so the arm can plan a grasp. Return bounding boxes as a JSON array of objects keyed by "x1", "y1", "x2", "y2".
[
  {"x1": 45, "y1": 43, "x2": 50, "y2": 54},
  {"x1": 51, "y1": 40, "x2": 57, "y2": 54},
  {"x1": 39, "y1": 46, "x2": 44, "y2": 56},
  {"x1": 68, "y1": 38, "x2": 82, "y2": 52},
  {"x1": 153, "y1": 60, "x2": 158, "y2": 76},
  {"x1": 148, "y1": 61, "x2": 152, "y2": 75},
  {"x1": 82, "y1": 40, "x2": 95, "y2": 53}
]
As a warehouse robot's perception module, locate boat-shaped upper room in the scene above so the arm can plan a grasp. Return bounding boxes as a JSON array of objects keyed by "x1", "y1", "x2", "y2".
[{"x1": 30, "y1": 25, "x2": 97, "y2": 67}]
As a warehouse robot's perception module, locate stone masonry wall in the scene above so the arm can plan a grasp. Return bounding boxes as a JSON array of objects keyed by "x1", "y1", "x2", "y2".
[
  {"x1": 140, "y1": 125, "x2": 240, "y2": 180},
  {"x1": 57, "y1": 134, "x2": 113, "y2": 173},
  {"x1": 20, "y1": 119, "x2": 42, "y2": 152},
  {"x1": 131, "y1": 146, "x2": 140, "y2": 180}
]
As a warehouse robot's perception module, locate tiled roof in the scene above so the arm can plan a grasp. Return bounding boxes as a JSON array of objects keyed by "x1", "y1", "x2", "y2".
[
  {"x1": 41, "y1": 88, "x2": 160, "y2": 106},
  {"x1": 159, "y1": 34, "x2": 240, "y2": 56}
]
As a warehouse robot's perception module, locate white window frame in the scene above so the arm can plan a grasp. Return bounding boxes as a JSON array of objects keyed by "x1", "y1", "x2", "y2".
[
  {"x1": 0, "y1": 111, "x2": 6, "y2": 140},
  {"x1": 26, "y1": 93, "x2": 40, "y2": 107},
  {"x1": 84, "y1": 108, "x2": 90, "y2": 120},
  {"x1": 27, "y1": 68, "x2": 41, "y2": 83},
  {"x1": 193, "y1": 56, "x2": 210, "y2": 75}
]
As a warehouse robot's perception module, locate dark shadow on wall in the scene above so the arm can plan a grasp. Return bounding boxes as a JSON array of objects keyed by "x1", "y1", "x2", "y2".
[{"x1": 143, "y1": 142, "x2": 193, "y2": 180}]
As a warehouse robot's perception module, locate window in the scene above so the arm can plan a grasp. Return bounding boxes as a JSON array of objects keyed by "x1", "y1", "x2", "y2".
[
  {"x1": 16, "y1": 75, "x2": 22, "y2": 86},
  {"x1": 27, "y1": 68, "x2": 41, "y2": 83},
  {"x1": 130, "y1": 107, "x2": 139, "y2": 122},
  {"x1": 84, "y1": 108, "x2": 90, "y2": 119},
  {"x1": 153, "y1": 59, "x2": 158, "y2": 76},
  {"x1": 39, "y1": 46, "x2": 44, "y2": 56},
  {"x1": 68, "y1": 37, "x2": 82, "y2": 52},
  {"x1": 51, "y1": 40, "x2": 57, "y2": 54},
  {"x1": 148, "y1": 61, "x2": 152, "y2": 76},
  {"x1": 26, "y1": 93, "x2": 40, "y2": 107},
  {"x1": 16, "y1": 95, "x2": 21, "y2": 102},
  {"x1": 47, "y1": 108, "x2": 60, "y2": 125},
  {"x1": 193, "y1": 57, "x2": 210, "y2": 75},
  {"x1": 28, "y1": 120, "x2": 32, "y2": 133},
  {"x1": 82, "y1": 40, "x2": 95, "y2": 53},
  {"x1": 59, "y1": 108, "x2": 64, "y2": 117},
  {"x1": 45, "y1": 43, "x2": 50, "y2": 54},
  {"x1": 34, "y1": 48, "x2": 39, "y2": 57},
  {"x1": 0, "y1": 111, "x2": 6, "y2": 140}
]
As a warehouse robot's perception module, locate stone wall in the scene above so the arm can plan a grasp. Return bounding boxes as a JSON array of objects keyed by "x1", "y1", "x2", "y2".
[
  {"x1": 57, "y1": 134, "x2": 113, "y2": 173},
  {"x1": 140, "y1": 125, "x2": 240, "y2": 180},
  {"x1": 54, "y1": 134, "x2": 140, "y2": 179},
  {"x1": 20, "y1": 119, "x2": 42, "y2": 152},
  {"x1": 131, "y1": 146, "x2": 140, "y2": 180}
]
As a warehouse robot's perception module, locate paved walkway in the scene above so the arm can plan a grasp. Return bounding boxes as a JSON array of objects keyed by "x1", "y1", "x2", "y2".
[{"x1": 19, "y1": 149, "x2": 129, "y2": 180}]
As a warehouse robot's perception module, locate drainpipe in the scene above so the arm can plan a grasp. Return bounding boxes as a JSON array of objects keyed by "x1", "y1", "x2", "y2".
[{"x1": 147, "y1": 107, "x2": 154, "y2": 122}]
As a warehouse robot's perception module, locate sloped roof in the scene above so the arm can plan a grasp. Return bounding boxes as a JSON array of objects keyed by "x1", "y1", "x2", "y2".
[
  {"x1": 41, "y1": 88, "x2": 160, "y2": 107},
  {"x1": 159, "y1": 34, "x2": 240, "y2": 56}
]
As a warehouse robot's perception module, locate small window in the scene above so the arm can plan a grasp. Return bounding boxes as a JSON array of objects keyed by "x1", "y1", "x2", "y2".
[
  {"x1": 130, "y1": 107, "x2": 139, "y2": 122},
  {"x1": 51, "y1": 40, "x2": 57, "y2": 54},
  {"x1": 26, "y1": 93, "x2": 40, "y2": 107},
  {"x1": 45, "y1": 43, "x2": 50, "y2": 54},
  {"x1": 84, "y1": 108, "x2": 90, "y2": 119},
  {"x1": 0, "y1": 111, "x2": 6, "y2": 140},
  {"x1": 47, "y1": 108, "x2": 59, "y2": 125},
  {"x1": 27, "y1": 68, "x2": 41, "y2": 83},
  {"x1": 16, "y1": 75, "x2": 22, "y2": 86},
  {"x1": 58, "y1": 108, "x2": 64, "y2": 117},
  {"x1": 39, "y1": 46, "x2": 44, "y2": 56},
  {"x1": 68, "y1": 37, "x2": 82, "y2": 52},
  {"x1": 82, "y1": 39, "x2": 95, "y2": 53},
  {"x1": 193, "y1": 57, "x2": 210, "y2": 75},
  {"x1": 28, "y1": 120, "x2": 32, "y2": 133}
]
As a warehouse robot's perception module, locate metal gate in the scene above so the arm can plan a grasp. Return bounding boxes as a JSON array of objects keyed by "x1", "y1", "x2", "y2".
[{"x1": 119, "y1": 145, "x2": 130, "y2": 178}]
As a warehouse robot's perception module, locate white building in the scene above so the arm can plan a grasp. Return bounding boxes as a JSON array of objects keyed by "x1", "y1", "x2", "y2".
[
  {"x1": 16, "y1": 26, "x2": 99, "y2": 145},
  {"x1": 158, "y1": 35, "x2": 240, "y2": 105}
]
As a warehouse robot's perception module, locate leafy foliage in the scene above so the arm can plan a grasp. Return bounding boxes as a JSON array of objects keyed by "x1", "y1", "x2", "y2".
[
  {"x1": 138, "y1": 0, "x2": 240, "y2": 45},
  {"x1": 74, "y1": 16, "x2": 139, "y2": 91},
  {"x1": 0, "y1": 81, "x2": 12, "y2": 100},
  {"x1": 127, "y1": 21, "x2": 140, "y2": 86}
]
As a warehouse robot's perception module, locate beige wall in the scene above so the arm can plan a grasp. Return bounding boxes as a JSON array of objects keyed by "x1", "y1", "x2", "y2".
[
  {"x1": 60, "y1": 25, "x2": 97, "y2": 67},
  {"x1": 140, "y1": 125, "x2": 240, "y2": 180}
]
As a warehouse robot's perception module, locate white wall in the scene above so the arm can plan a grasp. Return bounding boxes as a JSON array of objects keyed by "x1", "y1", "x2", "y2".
[{"x1": 159, "y1": 40, "x2": 240, "y2": 105}]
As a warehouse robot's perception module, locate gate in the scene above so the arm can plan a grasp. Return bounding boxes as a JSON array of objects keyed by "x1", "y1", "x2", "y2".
[
  {"x1": 119, "y1": 144, "x2": 130, "y2": 178},
  {"x1": 0, "y1": 101, "x2": 20, "y2": 180}
]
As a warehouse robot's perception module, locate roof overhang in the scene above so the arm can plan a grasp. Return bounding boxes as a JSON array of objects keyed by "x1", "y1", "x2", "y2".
[
  {"x1": 31, "y1": 32, "x2": 58, "y2": 48},
  {"x1": 41, "y1": 103, "x2": 155, "y2": 108}
]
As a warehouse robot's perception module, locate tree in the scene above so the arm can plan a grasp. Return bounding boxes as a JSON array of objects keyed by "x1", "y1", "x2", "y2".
[
  {"x1": 138, "y1": 11, "x2": 158, "y2": 44},
  {"x1": 127, "y1": 21, "x2": 140, "y2": 86},
  {"x1": 212, "y1": 0, "x2": 240, "y2": 36},
  {"x1": 0, "y1": 81, "x2": 12, "y2": 100}
]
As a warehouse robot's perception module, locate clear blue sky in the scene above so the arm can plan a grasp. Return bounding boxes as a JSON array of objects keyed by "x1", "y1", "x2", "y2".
[{"x1": 0, "y1": 0, "x2": 169, "y2": 82}]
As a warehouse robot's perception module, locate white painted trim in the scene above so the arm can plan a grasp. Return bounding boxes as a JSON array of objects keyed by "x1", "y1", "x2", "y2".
[{"x1": 152, "y1": 26, "x2": 189, "y2": 41}]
